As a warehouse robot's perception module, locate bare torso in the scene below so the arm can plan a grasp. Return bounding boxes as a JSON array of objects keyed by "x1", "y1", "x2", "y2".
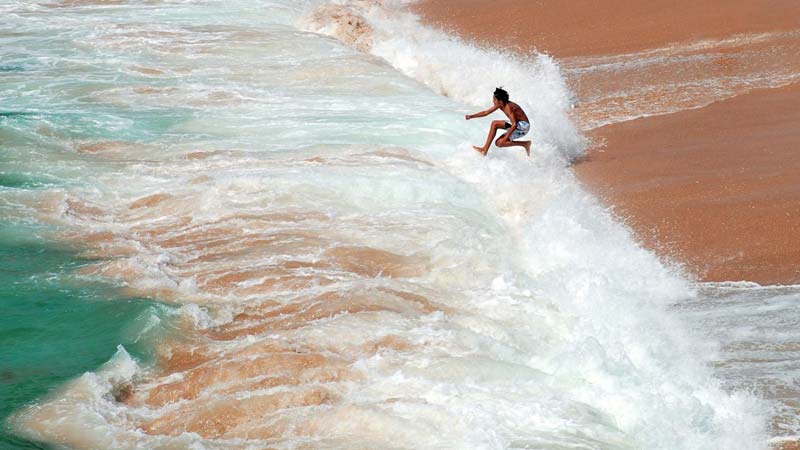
[
  {"x1": 504, "y1": 101, "x2": 529, "y2": 123},
  {"x1": 466, "y1": 98, "x2": 533, "y2": 156}
]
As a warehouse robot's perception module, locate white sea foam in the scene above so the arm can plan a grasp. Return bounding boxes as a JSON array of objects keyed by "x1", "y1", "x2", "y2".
[
  {"x1": 2, "y1": 0, "x2": 782, "y2": 449},
  {"x1": 300, "y1": 1, "x2": 585, "y2": 163}
]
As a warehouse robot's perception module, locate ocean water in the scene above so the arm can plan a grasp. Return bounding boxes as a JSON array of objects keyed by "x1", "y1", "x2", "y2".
[
  {"x1": 0, "y1": 221, "x2": 156, "y2": 450},
  {"x1": 1, "y1": 1, "x2": 797, "y2": 449}
]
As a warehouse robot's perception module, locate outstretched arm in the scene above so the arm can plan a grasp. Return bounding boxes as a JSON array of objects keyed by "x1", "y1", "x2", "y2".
[{"x1": 466, "y1": 105, "x2": 499, "y2": 120}]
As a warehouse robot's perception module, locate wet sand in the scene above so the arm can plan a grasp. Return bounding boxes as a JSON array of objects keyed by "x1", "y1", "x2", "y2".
[
  {"x1": 413, "y1": 0, "x2": 800, "y2": 59},
  {"x1": 414, "y1": 0, "x2": 800, "y2": 285},
  {"x1": 577, "y1": 83, "x2": 800, "y2": 285}
]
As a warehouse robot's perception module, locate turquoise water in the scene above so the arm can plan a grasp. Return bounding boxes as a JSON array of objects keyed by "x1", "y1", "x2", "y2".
[{"x1": 0, "y1": 221, "x2": 151, "y2": 450}]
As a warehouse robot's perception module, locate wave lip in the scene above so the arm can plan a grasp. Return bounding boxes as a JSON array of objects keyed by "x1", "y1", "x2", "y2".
[{"x1": 300, "y1": 0, "x2": 585, "y2": 163}]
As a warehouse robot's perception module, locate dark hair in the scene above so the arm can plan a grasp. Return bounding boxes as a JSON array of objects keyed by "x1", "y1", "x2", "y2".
[{"x1": 493, "y1": 87, "x2": 509, "y2": 104}]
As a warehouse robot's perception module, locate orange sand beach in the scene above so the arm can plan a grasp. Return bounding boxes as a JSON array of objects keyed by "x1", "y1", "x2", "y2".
[
  {"x1": 414, "y1": 0, "x2": 800, "y2": 285},
  {"x1": 579, "y1": 83, "x2": 800, "y2": 285}
]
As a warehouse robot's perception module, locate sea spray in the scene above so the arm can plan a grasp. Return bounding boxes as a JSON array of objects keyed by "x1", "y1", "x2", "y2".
[{"x1": 300, "y1": 0, "x2": 584, "y2": 163}]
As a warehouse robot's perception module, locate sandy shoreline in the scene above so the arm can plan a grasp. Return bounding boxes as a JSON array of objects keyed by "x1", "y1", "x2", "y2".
[
  {"x1": 414, "y1": 0, "x2": 800, "y2": 285},
  {"x1": 577, "y1": 83, "x2": 800, "y2": 285},
  {"x1": 413, "y1": 0, "x2": 800, "y2": 59}
]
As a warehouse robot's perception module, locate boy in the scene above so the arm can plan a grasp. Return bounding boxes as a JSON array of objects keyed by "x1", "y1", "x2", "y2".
[{"x1": 466, "y1": 87, "x2": 532, "y2": 157}]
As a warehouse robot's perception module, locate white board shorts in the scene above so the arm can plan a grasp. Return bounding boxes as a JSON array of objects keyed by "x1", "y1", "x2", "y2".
[{"x1": 504, "y1": 120, "x2": 530, "y2": 140}]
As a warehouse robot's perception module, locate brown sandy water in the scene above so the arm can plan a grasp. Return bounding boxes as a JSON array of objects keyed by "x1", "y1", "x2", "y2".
[
  {"x1": 4, "y1": 1, "x2": 790, "y2": 449},
  {"x1": 11, "y1": 148, "x2": 467, "y2": 448}
]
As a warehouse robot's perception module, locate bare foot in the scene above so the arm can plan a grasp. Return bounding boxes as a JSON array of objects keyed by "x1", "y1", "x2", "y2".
[
  {"x1": 522, "y1": 141, "x2": 531, "y2": 157},
  {"x1": 472, "y1": 145, "x2": 487, "y2": 156}
]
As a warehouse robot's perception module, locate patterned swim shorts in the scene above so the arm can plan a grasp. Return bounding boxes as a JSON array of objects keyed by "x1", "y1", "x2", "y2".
[{"x1": 503, "y1": 120, "x2": 530, "y2": 140}]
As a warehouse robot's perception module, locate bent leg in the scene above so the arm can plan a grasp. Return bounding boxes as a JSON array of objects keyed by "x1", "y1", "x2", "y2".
[
  {"x1": 474, "y1": 120, "x2": 507, "y2": 155},
  {"x1": 496, "y1": 134, "x2": 532, "y2": 157}
]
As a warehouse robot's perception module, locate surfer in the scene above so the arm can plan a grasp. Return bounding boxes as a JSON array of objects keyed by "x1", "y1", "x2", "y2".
[{"x1": 466, "y1": 87, "x2": 532, "y2": 157}]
